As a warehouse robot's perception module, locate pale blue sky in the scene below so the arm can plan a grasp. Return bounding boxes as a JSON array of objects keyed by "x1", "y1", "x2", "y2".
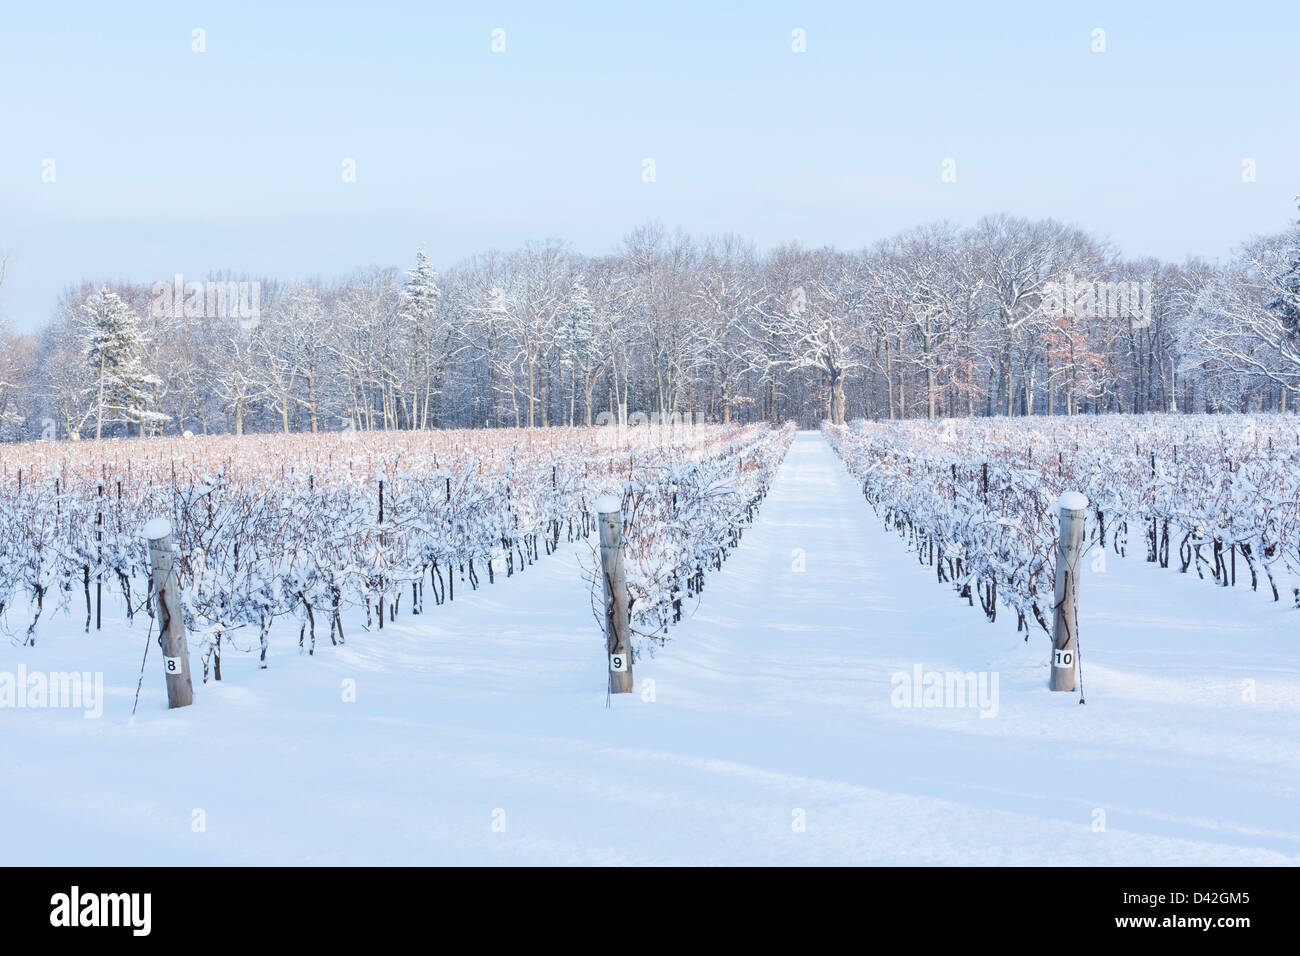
[{"x1": 1, "y1": 0, "x2": 1296, "y2": 329}]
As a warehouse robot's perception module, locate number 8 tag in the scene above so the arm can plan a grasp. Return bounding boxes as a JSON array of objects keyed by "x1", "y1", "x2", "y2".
[{"x1": 164, "y1": 656, "x2": 182, "y2": 674}]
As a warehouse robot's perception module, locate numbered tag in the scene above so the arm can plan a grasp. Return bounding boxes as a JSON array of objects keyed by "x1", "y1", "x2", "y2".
[
  {"x1": 1053, "y1": 648, "x2": 1074, "y2": 669},
  {"x1": 609, "y1": 653, "x2": 629, "y2": 673},
  {"x1": 164, "y1": 656, "x2": 183, "y2": 675}
]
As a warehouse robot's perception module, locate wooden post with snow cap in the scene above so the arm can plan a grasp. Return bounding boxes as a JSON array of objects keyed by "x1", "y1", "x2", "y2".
[
  {"x1": 1050, "y1": 491, "x2": 1089, "y2": 692},
  {"x1": 595, "y1": 494, "x2": 633, "y2": 694},
  {"x1": 144, "y1": 518, "x2": 193, "y2": 708}
]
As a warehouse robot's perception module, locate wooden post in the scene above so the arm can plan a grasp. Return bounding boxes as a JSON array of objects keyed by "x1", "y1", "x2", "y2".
[
  {"x1": 96, "y1": 482, "x2": 103, "y2": 631},
  {"x1": 595, "y1": 495, "x2": 633, "y2": 694},
  {"x1": 1050, "y1": 491, "x2": 1088, "y2": 692},
  {"x1": 144, "y1": 518, "x2": 193, "y2": 709}
]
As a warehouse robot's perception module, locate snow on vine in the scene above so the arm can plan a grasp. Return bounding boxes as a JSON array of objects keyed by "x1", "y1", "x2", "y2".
[
  {"x1": 825, "y1": 414, "x2": 1300, "y2": 638},
  {"x1": 0, "y1": 423, "x2": 790, "y2": 678}
]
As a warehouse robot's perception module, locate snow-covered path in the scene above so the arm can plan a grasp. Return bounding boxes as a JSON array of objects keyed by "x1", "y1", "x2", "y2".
[{"x1": 3, "y1": 432, "x2": 1298, "y2": 864}]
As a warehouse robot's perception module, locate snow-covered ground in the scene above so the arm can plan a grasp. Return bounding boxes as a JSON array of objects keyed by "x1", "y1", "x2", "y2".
[{"x1": 2, "y1": 431, "x2": 1297, "y2": 865}]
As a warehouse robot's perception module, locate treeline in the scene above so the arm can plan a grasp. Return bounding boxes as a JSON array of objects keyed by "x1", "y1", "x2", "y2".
[{"x1": 1, "y1": 207, "x2": 1298, "y2": 439}]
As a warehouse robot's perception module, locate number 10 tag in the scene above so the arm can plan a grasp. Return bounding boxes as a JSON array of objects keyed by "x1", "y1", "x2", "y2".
[
  {"x1": 1053, "y1": 648, "x2": 1074, "y2": 668},
  {"x1": 609, "y1": 653, "x2": 628, "y2": 673}
]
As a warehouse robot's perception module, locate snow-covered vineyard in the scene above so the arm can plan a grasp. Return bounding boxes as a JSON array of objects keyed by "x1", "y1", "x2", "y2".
[
  {"x1": 0, "y1": 423, "x2": 792, "y2": 668},
  {"x1": 1, "y1": 416, "x2": 1297, "y2": 865},
  {"x1": 825, "y1": 415, "x2": 1300, "y2": 635}
]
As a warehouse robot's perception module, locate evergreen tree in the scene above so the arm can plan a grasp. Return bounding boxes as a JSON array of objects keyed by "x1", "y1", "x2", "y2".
[
  {"x1": 401, "y1": 248, "x2": 442, "y2": 328},
  {"x1": 555, "y1": 274, "x2": 604, "y2": 424},
  {"x1": 557, "y1": 274, "x2": 597, "y2": 366},
  {"x1": 400, "y1": 248, "x2": 444, "y2": 428},
  {"x1": 1269, "y1": 199, "x2": 1300, "y2": 343},
  {"x1": 84, "y1": 286, "x2": 165, "y2": 438}
]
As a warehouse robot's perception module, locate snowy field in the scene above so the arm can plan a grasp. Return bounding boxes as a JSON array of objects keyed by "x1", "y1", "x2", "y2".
[{"x1": 2, "y1": 431, "x2": 1298, "y2": 865}]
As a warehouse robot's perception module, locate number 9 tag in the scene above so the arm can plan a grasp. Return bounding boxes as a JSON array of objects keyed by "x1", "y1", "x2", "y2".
[{"x1": 609, "y1": 653, "x2": 628, "y2": 673}]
